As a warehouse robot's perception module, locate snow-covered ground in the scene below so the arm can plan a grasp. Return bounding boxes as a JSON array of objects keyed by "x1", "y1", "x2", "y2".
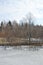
[{"x1": 0, "y1": 46, "x2": 43, "y2": 65}]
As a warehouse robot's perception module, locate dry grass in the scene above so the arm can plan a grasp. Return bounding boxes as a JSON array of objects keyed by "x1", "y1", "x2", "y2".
[{"x1": 0, "y1": 38, "x2": 43, "y2": 46}]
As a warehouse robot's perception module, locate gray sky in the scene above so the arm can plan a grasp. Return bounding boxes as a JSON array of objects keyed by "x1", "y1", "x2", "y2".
[{"x1": 0, "y1": 0, "x2": 43, "y2": 25}]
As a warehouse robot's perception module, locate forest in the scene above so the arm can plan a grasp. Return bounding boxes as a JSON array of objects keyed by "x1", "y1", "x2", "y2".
[{"x1": 0, "y1": 14, "x2": 43, "y2": 45}]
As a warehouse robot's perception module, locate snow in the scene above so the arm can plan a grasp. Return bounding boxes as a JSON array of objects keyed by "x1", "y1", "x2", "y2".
[{"x1": 0, "y1": 46, "x2": 43, "y2": 65}]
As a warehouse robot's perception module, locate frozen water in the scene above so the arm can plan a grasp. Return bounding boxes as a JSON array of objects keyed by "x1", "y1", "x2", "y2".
[{"x1": 0, "y1": 46, "x2": 43, "y2": 65}]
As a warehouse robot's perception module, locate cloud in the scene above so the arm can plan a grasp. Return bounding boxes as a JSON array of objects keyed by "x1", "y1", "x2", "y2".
[{"x1": 0, "y1": 0, "x2": 43, "y2": 24}]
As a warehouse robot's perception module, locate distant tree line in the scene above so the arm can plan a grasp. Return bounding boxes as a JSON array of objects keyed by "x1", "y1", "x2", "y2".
[
  {"x1": 0, "y1": 14, "x2": 42, "y2": 44},
  {"x1": 0, "y1": 20, "x2": 43, "y2": 40}
]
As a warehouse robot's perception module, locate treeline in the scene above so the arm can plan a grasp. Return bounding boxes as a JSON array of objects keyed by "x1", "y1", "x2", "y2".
[{"x1": 0, "y1": 20, "x2": 43, "y2": 40}]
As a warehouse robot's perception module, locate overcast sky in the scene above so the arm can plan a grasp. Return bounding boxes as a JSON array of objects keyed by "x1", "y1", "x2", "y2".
[{"x1": 0, "y1": 0, "x2": 43, "y2": 25}]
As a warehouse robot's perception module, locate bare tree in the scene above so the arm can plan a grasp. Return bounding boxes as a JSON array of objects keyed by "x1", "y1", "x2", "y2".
[{"x1": 26, "y1": 13, "x2": 34, "y2": 44}]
